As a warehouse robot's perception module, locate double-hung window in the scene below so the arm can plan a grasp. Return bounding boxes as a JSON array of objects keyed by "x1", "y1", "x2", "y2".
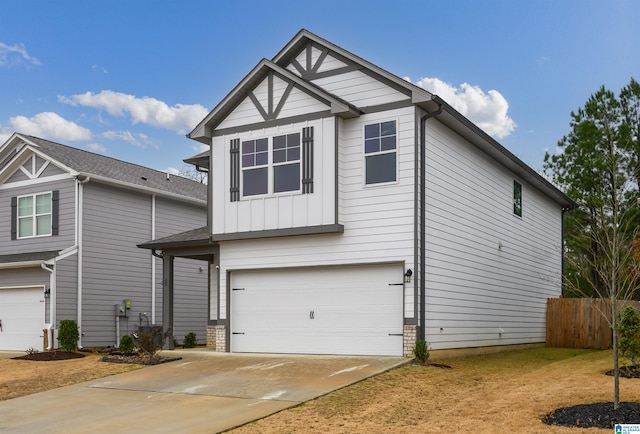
[
  {"x1": 364, "y1": 120, "x2": 397, "y2": 185},
  {"x1": 18, "y1": 192, "x2": 52, "y2": 238},
  {"x1": 273, "y1": 133, "x2": 300, "y2": 193},
  {"x1": 241, "y1": 138, "x2": 269, "y2": 196},
  {"x1": 240, "y1": 133, "x2": 301, "y2": 197}
]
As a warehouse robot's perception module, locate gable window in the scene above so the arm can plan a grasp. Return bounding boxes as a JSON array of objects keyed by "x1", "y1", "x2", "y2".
[
  {"x1": 241, "y1": 138, "x2": 268, "y2": 196},
  {"x1": 273, "y1": 133, "x2": 300, "y2": 193},
  {"x1": 364, "y1": 120, "x2": 396, "y2": 185},
  {"x1": 513, "y1": 180, "x2": 522, "y2": 217},
  {"x1": 18, "y1": 192, "x2": 52, "y2": 238}
]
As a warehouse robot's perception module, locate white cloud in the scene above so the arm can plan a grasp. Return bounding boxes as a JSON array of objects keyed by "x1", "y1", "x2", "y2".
[
  {"x1": 166, "y1": 167, "x2": 181, "y2": 176},
  {"x1": 103, "y1": 130, "x2": 159, "y2": 149},
  {"x1": 0, "y1": 41, "x2": 40, "y2": 67},
  {"x1": 191, "y1": 143, "x2": 209, "y2": 155},
  {"x1": 59, "y1": 90, "x2": 208, "y2": 133},
  {"x1": 86, "y1": 143, "x2": 107, "y2": 153},
  {"x1": 9, "y1": 112, "x2": 92, "y2": 141},
  {"x1": 409, "y1": 77, "x2": 516, "y2": 139}
]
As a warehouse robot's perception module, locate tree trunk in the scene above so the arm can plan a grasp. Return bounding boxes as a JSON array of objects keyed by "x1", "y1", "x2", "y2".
[{"x1": 612, "y1": 297, "x2": 620, "y2": 410}]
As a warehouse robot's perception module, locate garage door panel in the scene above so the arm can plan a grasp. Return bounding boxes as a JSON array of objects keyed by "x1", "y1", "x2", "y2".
[
  {"x1": 0, "y1": 287, "x2": 45, "y2": 351},
  {"x1": 231, "y1": 265, "x2": 403, "y2": 356}
]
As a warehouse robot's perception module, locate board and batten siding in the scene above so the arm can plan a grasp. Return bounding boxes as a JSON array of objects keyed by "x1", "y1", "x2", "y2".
[
  {"x1": 0, "y1": 177, "x2": 76, "y2": 256},
  {"x1": 80, "y1": 183, "x2": 153, "y2": 346},
  {"x1": 212, "y1": 117, "x2": 335, "y2": 234},
  {"x1": 154, "y1": 197, "x2": 208, "y2": 344},
  {"x1": 216, "y1": 106, "x2": 417, "y2": 321},
  {"x1": 423, "y1": 120, "x2": 562, "y2": 350}
]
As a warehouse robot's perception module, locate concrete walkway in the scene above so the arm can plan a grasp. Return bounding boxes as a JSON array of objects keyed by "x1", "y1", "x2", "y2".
[{"x1": 0, "y1": 350, "x2": 408, "y2": 433}]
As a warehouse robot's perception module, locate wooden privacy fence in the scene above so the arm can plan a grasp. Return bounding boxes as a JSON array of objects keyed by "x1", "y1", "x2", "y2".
[{"x1": 546, "y1": 298, "x2": 640, "y2": 349}]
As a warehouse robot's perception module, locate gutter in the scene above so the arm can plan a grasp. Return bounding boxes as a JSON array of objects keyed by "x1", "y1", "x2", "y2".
[
  {"x1": 419, "y1": 104, "x2": 443, "y2": 342},
  {"x1": 76, "y1": 175, "x2": 91, "y2": 348}
]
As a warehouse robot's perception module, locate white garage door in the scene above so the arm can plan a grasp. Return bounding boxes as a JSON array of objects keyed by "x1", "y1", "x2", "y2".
[
  {"x1": 0, "y1": 287, "x2": 45, "y2": 351},
  {"x1": 231, "y1": 264, "x2": 404, "y2": 356}
]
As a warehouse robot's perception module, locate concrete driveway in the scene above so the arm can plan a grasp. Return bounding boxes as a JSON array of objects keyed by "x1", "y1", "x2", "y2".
[{"x1": 0, "y1": 350, "x2": 407, "y2": 433}]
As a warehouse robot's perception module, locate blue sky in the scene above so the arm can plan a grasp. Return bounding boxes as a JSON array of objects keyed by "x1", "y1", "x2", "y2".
[{"x1": 1, "y1": 0, "x2": 638, "y2": 175}]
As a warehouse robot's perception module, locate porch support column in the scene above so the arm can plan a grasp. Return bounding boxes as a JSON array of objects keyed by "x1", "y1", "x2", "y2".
[{"x1": 162, "y1": 254, "x2": 175, "y2": 350}]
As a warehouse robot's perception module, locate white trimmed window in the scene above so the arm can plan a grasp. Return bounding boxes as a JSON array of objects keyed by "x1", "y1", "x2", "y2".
[
  {"x1": 241, "y1": 138, "x2": 269, "y2": 196},
  {"x1": 240, "y1": 133, "x2": 302, "y2": 197},
  {"x1": 17, "y1": 192, "x2": 52, "y2": 238},
  {"x1": 364, "y1": 120, "x2": 397, "y2": 185},
  {"x1": 273, "y1": 133, "x2": 300, "y2": 193}
]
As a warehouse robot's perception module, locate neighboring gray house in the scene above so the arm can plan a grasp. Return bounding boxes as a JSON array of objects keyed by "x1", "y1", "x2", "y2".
[
  {"x1": 0, "y1": 133, "x2": 208, "y2": 351},
  {"x1": 142, "y1": 30, "x2": 574, "y2": 358}
]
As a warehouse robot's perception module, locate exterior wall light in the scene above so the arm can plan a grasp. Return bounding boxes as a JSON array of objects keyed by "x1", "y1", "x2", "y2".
[{"x1": 404, "y1": 269, "x2": 413, "y2": 283}]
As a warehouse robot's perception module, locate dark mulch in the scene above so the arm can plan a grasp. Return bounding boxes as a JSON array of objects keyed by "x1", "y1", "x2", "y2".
[
  {"x1": 100, "y1": 354, "x2": 182, "y2": 365},
  {"x1": 12, "y1": 351, "x2": 85, "y2": 361},
  {"x1": 606, "y1": 365, "x2": 640, "y2": 378},
  {"x1": 543, "y1": 402, "x2": 640, "y2": 429},
  {"x1": 412, "y1": 361, "x2": 453, "y2": 369}
]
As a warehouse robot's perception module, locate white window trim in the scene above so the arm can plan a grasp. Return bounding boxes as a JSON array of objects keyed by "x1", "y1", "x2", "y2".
[
  {"x1": 240, "y1": 133, "x2": 302, "y2": 199},
  {"x1": 362, "y1": 118, "x2": 400, "y2": 187},
  {"x1": 17, "y1": 191, "x2": 53, "y2": 239}
]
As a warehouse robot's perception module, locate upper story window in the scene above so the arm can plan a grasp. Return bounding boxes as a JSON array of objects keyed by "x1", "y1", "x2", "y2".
[
  {"x1": 18, "y1": 192, "x2": 52, "y2": 238},
  {"x1": 240, "y1": 133, "x2": 301, "y2": 197},
  {"x1": 513, "y1": 180, "x2": 522, "y2": 217},
  {"x1": 273, "y1": 133, "x2": 300, "y2": 193},
  {"x1": 241, "y1": 138, "x2": 269, "y2": 196},
  {"x1": 364, "y1": 120, "x2": 397, "y2": 185}
]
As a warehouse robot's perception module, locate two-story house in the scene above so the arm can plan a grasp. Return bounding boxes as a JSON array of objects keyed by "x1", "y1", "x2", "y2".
[
  {"x1": 141, "y1": 30, "x2": 574, "y2": 358},
  {"x1": 0, "y1": 133, "x2": 208, "y2": 351}
]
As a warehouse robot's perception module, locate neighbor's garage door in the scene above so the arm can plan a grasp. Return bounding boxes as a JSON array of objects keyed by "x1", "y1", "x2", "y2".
[
  {"x1": 231, "y1": 264, "x2": 404, "y2": 356},
  {"x1": 0, "y1": 287, "x2": 45, "y2": 351}
]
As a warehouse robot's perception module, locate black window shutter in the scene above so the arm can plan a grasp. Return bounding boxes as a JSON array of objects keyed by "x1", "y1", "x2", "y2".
[
  {"x1": 230, "y1": 139, "x2": 240, "y2": 202},
  {"x1": 10, "y1": 196, "x2": 17, "y2": 240},
  {"x1": 302, "y1": 126, "x2": 314, "y2": 194},
  {"x1": 51, "y1": 190, "x2": 59, "y2": 236}
]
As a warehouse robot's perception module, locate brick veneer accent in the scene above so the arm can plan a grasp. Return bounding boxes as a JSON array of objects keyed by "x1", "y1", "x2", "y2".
[
  {"x1": 403, "y1": 324, "x2": 417, "y2": 358},
  {"x1": 206, "y1": 325, "x2": 227, "y2": 352}
]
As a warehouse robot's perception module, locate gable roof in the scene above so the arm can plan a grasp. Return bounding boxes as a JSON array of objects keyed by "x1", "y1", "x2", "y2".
[
  {"x1": 187, "y1": 29, "x2": 573, "y2": 209},
  {"x1": 189, "y1": 58, "x2": 360, "y2": 143},
  {"x1": 0, "y1": 133, "x2": 207, "y2": 203}
]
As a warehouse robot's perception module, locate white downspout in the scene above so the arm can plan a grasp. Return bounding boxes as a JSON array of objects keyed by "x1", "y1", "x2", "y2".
[
  {"x1": 77, "y1": 176, "x2": 90, "y2": 348},
  {"x1": 41, "y1": 262, "x2": 55, "y2": 350},
  {"x1": 151, "y1": 194, "x2": 156, "y2": 324}
]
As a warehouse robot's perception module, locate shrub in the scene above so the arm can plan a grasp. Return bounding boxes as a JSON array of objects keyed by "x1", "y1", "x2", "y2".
[
  {"x1": 138, "y1": 327, "x2": 163, "y2": 356},
  {"x1": 413, "y1": 339, "x2": 430, "y2": 365},
  {"x1": 183, "y1": 332, "x2": 197, "y2": 348},
  {"x1": 119, "y1": 335, "x2": 135, "y2": 354},
  {"x1": 619, "y1": 305, "x2": 640, "y2": 366},
  {"x1": 57, "y1": 320, "x2": 79, "y2": 352}
]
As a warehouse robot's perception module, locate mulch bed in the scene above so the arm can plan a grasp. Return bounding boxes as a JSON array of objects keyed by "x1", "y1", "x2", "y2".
[
  {"x1": 606, "y1": 365, "x2": 640, "y2": 378},
  {"x1": 12, "y1": 351, "x2": 85, "y2": 361},
  {"x1": 543, "y1": 402, "x2": 640, "y2": 429},
  {"x1": 99, "y1": 352, "x2": 182, "y2": 365}
]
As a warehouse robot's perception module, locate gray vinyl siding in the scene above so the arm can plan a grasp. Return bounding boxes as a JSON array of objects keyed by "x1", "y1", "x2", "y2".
[
  {"x1": 154, "y1": 197, "x2": 208, "y2": 345},
  {"x1": 55, "y1": 254, "x2": 78, "y2": 324},
  {"x1": 423, "y1": 120, "x2": 562, "y2": 350},
  {"x1": 4, "y1": 169, "x2": 30, "y2": 184},
  {"x1": 81, "y1": 183, "x2": 153, "y2": 346},
  {"x1": 0, "y1": 267, "x2": 49, "y2": 287},
  {"x1": 0, "y1": 178, "x2": 75, "y2": 255}
]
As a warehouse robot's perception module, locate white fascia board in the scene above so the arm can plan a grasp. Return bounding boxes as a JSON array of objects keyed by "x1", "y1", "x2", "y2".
[{"x1": 0, "y1": 260, "x2": 47, "y2": 270}]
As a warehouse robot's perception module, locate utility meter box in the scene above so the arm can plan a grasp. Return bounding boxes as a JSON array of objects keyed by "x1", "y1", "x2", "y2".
[{"x1": 115, "y1": 303, "x2": 126, "y2": 317}]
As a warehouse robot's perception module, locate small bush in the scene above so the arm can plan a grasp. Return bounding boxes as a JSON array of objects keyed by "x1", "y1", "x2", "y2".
[
  {"x1": 119, "y1": 335, "x2": 135, "y2": 354},
  {"x1": 57, "y1": 320, "x2": 79, "y2": 352},
  {"x1": 413, "y1": 339, "x2": 430, "y2": 365},
  {"x1": 619, "y1": 305, "x2": 640, "y2": 366},
  {"x1": 138, "y1": 328, "x2": 163, "y2": 356},
  {"x1": 183, "y1": 332, "x2": 197, "y2": 348}
]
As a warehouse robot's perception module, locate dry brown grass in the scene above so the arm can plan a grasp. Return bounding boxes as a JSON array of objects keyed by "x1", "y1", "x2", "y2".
[
  {"x1": 230, "y1": 348, "x2": 637, "y2": 433},
  {"x1": 0, "y1": 353, "x2": 144, "y2": 401}
]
